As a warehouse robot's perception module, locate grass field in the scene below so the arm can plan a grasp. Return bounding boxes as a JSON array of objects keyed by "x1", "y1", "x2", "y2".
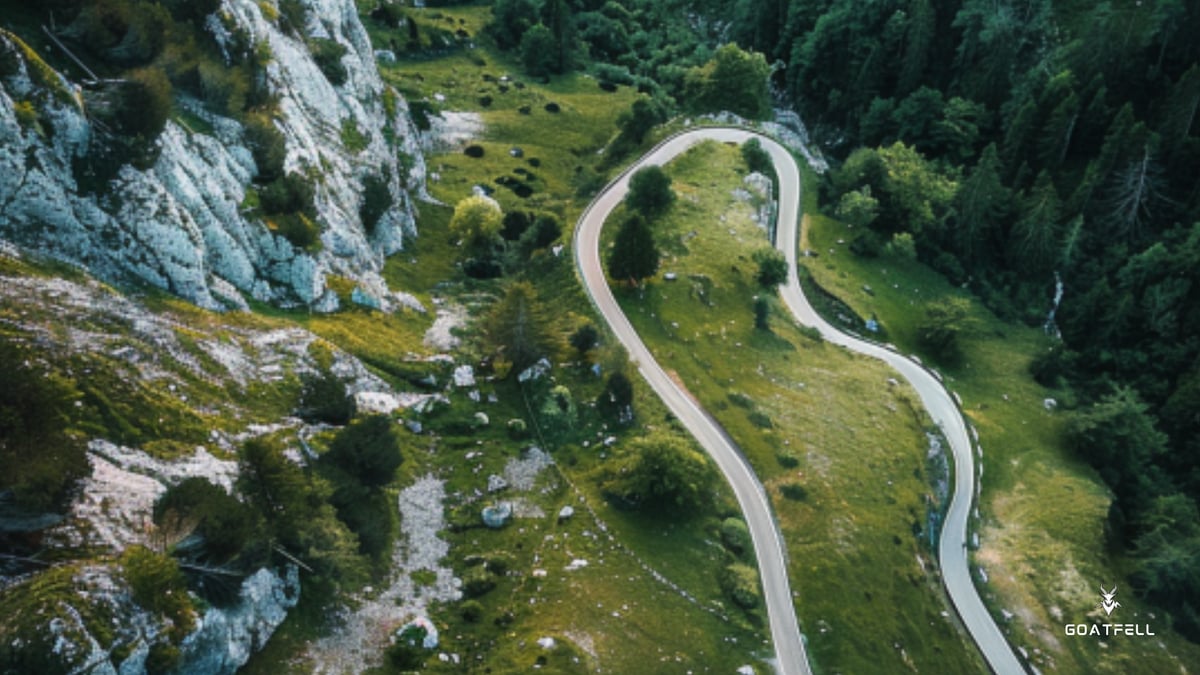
[
  {"x1": 603, "y1": 140, "x2": 986, "y2": 673},
  {"x1": 801, "y1": 210, "x2": 1200, "y2": 672},
  {"x1": 243, "y1": 6, "x2": 777, "y2": 673}
]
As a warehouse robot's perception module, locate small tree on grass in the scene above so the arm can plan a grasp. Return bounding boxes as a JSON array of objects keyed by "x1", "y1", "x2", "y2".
[
  {"x1": 485, "y1": 281, "x2": 560, "y2": 373},
  {"x1": 298, "y1": 369, "x2": 353, "y2": 425},
  {"x1": 323, "y1": 415, "x2": 403, "y2": 488},
  {"x1": 450, "y1": 195, "x2": 503, "y2": 251},
  {"x1": 754, "y1": 296, "x2": 770, "y2": 330},
  {"x1": 610, "y1": 432, "x2": 716, "y2": 512},
  {"x1": 741, "y1": 138, "x2": 772, "y2": 174},
  {"x1": 597, "y1": 371, "x2": 634, "y2": 423},
  {"x1": 917, "y1": 297, "x2": 972, "y2": 365},
  {"x1": 720, "y1": 562, "x2": 762, "y2": 608},
  {"x1": 569, "y1": 324, "x2": 600, "y2": 358},
  {"x1": 752, "y1": 248, "x2": 787, "y2": 288},
  {"x1": 626, "y1": 166, "x2": 675, "y2": 219},
  {"x1": 607, "y1": 214, "x2": 659, "y2": 285}
]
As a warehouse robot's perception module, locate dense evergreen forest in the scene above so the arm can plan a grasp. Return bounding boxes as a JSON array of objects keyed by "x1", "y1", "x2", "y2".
[{"x1": 480, "y1": 0, "x2": 1200, "y2": 641}]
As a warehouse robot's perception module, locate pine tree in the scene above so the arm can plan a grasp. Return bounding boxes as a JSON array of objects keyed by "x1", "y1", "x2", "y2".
[
  {"x1": 953, "y1": 143, "x2": 1010, "y2": 265},
  {"x1": 484, "y1": 281, "x2": 559, "y2": 373},
  {"x1": 607, "y1": 214, "x2": 659, "y2": 285},
  {"x1": 1161, "y1": 64, "x2": 1200, "y2": 146},
  {"x1": 1011, "y1": 170, "x2": 1062, "y2": 275},
  {"x1": 897, "y1": 0, "x2": 935, "y2": 96},
  {"x1": 540, "y1": 0, "x2": 573, "y2": 74},
  {"x1": 1039, "y1": 91, "x2": 1081, "y2": 167}
]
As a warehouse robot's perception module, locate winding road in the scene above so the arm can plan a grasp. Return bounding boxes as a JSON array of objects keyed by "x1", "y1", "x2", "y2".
[{"x1": 573, "y1": 127, "x2": 1027, "y2": 674}]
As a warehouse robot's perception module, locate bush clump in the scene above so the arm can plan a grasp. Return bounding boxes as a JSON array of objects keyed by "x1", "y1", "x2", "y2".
[
  {"x1": 779, "y1": 483, "x2": 808, "y2": 501},
  {"x1": 260, "y1": 173, "x2": 314, "y2": 216},
  {"x1": 720, "y1": 562, "x2": 761, "y2": 609},
  {"x1": 309, "y1": 38, "x2": 348, "y2": 85}
]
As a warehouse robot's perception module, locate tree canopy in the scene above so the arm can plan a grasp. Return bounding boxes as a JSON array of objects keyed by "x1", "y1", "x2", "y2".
[
  {"x1": 625, "y1": 166, "x2": 675, "y2": 219},
  {"x1": 607, "y1": 214, "x2": 659, "y2": 284},
  {"x1": 608, "y1": 432, "x2": 717, "y2": 512},
  {"x1": 484, "y1": 281, "x2": 560, "y2": 373},
  {"x1": 449, "y1": 195, "x2": 503, "y2": 251}
]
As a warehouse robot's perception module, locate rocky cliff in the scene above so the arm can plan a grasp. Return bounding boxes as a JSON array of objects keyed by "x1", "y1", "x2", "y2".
[{"x1": 0, "y1": 0, "x2": 426, "y2": 311}]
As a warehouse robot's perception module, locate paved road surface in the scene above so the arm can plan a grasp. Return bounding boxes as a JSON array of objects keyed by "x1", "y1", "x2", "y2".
[{"x1": 574, "y1": 127, "x2": 1025, "y2": 675}]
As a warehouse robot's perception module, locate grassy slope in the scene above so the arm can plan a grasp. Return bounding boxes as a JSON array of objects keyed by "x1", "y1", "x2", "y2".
[
  {"x1": 247, "y1": 6, "x2": 775, "y2": 674},
  {"x1": 607, "y1": 140, "x2": 984, "y2": 673},
  {"x1": 801, "y1": 211, "x2": 1200, "y2": 672}
]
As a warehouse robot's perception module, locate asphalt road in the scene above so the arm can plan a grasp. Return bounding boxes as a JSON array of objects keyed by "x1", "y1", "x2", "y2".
[{"x1": 574, "y1": 127, "x2": 1026, "y2": 675}]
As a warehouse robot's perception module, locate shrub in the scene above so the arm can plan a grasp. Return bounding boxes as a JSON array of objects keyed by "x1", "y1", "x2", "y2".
[
  {"x1": 506, "y1": 418, "x2": 529, "y2": 440},
  {"x1": 529, "y1": 213, "x2": 562, "y2": 248},
  {"x1": 0, "y1": 343, "x2": 88, "y2": 514},
  {"x1": 329, "y1": 482, "x2": 395, "y2": 558},
  {"x1": 720, "y1": 563, "x2": 761, "y2": 609},
  {"x1": 323, "y1": 415, "x2": 404, "y2": 488},
  {"x1": 309, "y1": 38, "x2": 348, "y2": 85},
  {"x1": 449, "y1": 195, "x2": 503, "y2": 251},
  {"x1": 779, "y1": 483, "x2": 808, "y2": 501},
  {"x1": 243, "y1": 113, "x2": 287, "y2": 183},
  {"x1": 463, "y1": 568, "x2": 496, "y2": 597},
  {"x1": 298, "y1": 369, "x2": 353, "y2": 425},
  {"x1": 776, "y1": 452, "x2": 800, "y2": 468},
  {"x1": 464, "y1": 257, "x2": 503, "y2": 279},
  {"x1": 752, "y1": 248, "x2": 788, "y2": 288},
  {"x1": 260, "y1": 173, "x2": 314, "y2": 216},
  {"x1": 747, "y1": 410, "x2": 773, "y2": 429},
  {"x1": 121, "y1": 547, "x2": 195, "y2": 640},
  {"x1": 12, "y1": 100, "x2": 38, "y2": 131},
  {"x1": 121, "y1": 67, "x2": 173, "y2": 137},
  {"x1": 153, "y1": 477, "x2": 256, "y2": 560},
  {"x1": 272, "y1": 212, "x2": 321, "y2": 250},
  {"x1": 754, "y1": 296, "x2": 770, "y2": 330},
  {"x1": 501, "y1": 210, "x2": 531, "y2": 241},
  {"x1": 597, "y1": 371, "x2": 634, "y2": 422},
  {"x1": 741, "y1": 139, "x2": 772, "y2": 174},
  {"x1": 340, "y1": 118, "x2": 368, "y2": 153},
  {"x1": 197, "y1": 60, "x2": 248, "y2": 116},
  {"x1": 460, "y1": 599, "x2": 484, "y2": 622},
  {"x1": 569, "y1": 324, "x2": 599, "y2": 357},
  {"x1": 720, "y1": 517, "x2": 751, "y2": 556},
  {"x1": 359, "y1": 173, "x2": 393, "y2": 234}
]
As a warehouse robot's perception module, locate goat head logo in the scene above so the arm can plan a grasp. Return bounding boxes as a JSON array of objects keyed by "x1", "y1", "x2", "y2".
[{"x1": 1099, "y1": 585, "x2": 1121, "y2": 616}]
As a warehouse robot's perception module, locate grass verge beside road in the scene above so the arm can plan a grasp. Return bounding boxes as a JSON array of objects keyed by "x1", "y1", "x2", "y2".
[
  {"x1": 801, "y1": 212, "x2": 1200, "y2": 673},
  {"x1": 609, "y1": 140, "x2": 984, "y2": 673}
]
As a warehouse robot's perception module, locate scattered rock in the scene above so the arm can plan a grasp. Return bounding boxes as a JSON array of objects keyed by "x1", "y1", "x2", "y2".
[
  {"x1": 453, "y1": 364, "x2": 476, "y2": 387},
  {"x1": 487, "y1": 474, "x2": 508, "y2": 493},
  {"x1": 482, "y1": 502, "x2": 512, "y2": 528},
  {"x1": 537, "y1": 636, "x2": 556, "y2": 649},
  {"x1": 564, "y1": 558, "x2": 588, "y2": 571},
  {"x1": 517, "y1": 357, "x2": 552, "y2": 383},
  {"x1": 1043, "y1": 398, "x2": 1058, "y2": 411},
  {"x1": 351, "y1": 286, "x2": 382, "y2": 310},
  {"x1": 473, "y1": 411, "x2": 489, "y2": 427},
  {"x1": 558, "y1": 505, "x2": 574, "y2": 521},
  {"x1": 509, "y1": 146, "x2": 524, "y2": 157},
  {"x1": 355, "y1": 391, "x2": 402, "y2": 415}
]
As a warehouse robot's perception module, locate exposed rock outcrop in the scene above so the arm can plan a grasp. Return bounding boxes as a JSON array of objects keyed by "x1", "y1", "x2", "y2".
[{"x1": 0, "y1": 0, "x2": 427, "y2": 311}]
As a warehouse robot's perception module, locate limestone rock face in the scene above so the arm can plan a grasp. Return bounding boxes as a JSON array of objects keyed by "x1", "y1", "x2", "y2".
[
  {"x1": 174, "y1": 567, "x2": 301, "y2": 675},
  {"x1": 0, "y1": 0, "x2": 427, "y2": 310}
]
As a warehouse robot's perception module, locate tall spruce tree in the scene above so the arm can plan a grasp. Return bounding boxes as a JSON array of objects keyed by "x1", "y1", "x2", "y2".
[{"x1": 608, "y1": 214, "x2": 659, "y2": 284}]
